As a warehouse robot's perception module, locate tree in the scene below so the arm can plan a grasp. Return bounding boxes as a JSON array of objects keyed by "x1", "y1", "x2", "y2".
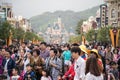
[
  {"x1": 97, "y1": 27, "x2": 110, "y2": 42},
  {"x1": 24, "y1": 31, "x2": 44, "y2": 41},
  {"x1": 85, "y1": 29, "x2": 95, "y2": 42},
  {"x1": 0, "y1": 21, "x2": 14, "y2": 40},
  {"x1": 13, "y1": 28, "x2": 25, "y2": 40},
  {"x1": 76, "y1": 20, "x2": 84, "y2": 34},
  {"x1": 69, "y1": 35, "x2": 82, "y2": 43}
]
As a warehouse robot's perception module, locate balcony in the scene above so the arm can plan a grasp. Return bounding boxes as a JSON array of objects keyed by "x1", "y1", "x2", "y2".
[
  {"x1": 1, "y1": 2, "x2": 12, "y2": 7},
  {"x1": 104, "y1": 0, "x2": 117, "y2": 2}
]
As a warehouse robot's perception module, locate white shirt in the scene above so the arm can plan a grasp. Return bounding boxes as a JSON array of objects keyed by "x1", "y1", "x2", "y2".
[
  {"x1": 4, "y1": 59, "x2": 10, "y2": 71},
  {"x1": 24, "y1": 58, "x2": 30, "y2": 72},
  {"x1": 85, "y1": 72, "x2": 103, "y2": 80},
  {"x1": 74, "y1": 56, "x2": 86, "y2": 80},
  {"x1": 41, "y1": 76, "x2": 51, "y2": 80},
  {"x1": 11, "y1": 75, "x2": 20, "y2": 80}
]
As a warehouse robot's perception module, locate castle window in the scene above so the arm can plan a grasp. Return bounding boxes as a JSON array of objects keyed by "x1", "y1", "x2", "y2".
[{"x1": 111, "y1": 9, "x2": 116, "y2": 18}]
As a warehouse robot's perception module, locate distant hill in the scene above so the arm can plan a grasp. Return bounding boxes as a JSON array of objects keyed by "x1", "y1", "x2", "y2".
[{"x1": 30, "y1": 6, "x2": 99, "y2": 32}]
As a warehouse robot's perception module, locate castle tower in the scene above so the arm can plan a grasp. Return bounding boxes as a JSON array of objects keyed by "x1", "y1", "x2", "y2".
[{"x1": 57, "y1": 16, "x2": 62, "y2": 24}]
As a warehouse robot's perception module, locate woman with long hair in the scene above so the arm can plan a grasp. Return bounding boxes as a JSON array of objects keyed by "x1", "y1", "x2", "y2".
[
  {"x1": 85, "y1": 56, "x2": 103, "y2": 80},
  {"x1": 33, "y1": 49, "x2": 44, "y2": 80}
]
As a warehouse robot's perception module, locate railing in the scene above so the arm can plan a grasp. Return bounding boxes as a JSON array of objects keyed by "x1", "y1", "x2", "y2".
[
  {"x1": 1, "y1": 2, "x2": 12, "y2": 7},
  {"x1": 104, "y1": 0, "x2": 116, "y2": 2}
]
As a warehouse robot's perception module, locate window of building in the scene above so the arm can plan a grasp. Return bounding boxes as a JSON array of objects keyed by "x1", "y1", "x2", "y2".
[
  {"x1": 111, "y1": 9, "x2": 116, "y2": 18},
  {"x1": 118, "y1": 4, "x2": 120, "y2": 9},
  {"x1": 118, "y1": 12, "x2": 120, "y2": 17},
  {"x1": 111, "y1": 1, "x2": 114, "y2": 4}
]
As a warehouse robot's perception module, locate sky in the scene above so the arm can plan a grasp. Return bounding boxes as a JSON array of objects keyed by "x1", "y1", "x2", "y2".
[{"x1": 6, "y1": 0, "x2": 104, "y2": 18}]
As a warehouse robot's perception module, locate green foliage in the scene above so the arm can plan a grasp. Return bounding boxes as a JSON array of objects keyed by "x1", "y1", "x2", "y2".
[
  {"x1": 0, "y1": 21, "x2": 14, "y2": 39},
  {"x1": 76, "y1": 20, "x2": 84, "y2": 34},
  {"x1": 30, "y1": 6, "x2": 99, "y2": 32},
  {"x1": 97, "y1": 27, "x2": 110, "y2": 42},
  {"x1": 24, "y1": 31, "x2": 44, "y2": 41},
  {"x1": 13, "y1": 28, "x2": 25, "y2": 40},
  {"x1": 69, "y1": 35, "x2": 82, "y2": 43},
  {"x1": 0, "y1": 21, "x2": 44, "y2": 41},
  {"x1": 85, "y1": 29, "x2": 95, "y2": 42}
]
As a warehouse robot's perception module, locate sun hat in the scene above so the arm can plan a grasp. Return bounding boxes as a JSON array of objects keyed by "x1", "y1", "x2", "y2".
[
  {"x1": 79, "y1": 45, "x2": 88, "y2": 54},
  {"x1": 90, "y1": 49, "x2": 100, "y2": 58}
]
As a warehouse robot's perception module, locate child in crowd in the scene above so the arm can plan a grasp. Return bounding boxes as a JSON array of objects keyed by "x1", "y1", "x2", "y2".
[
  {"x1": 41, "y1": 69, "x2": 51, "y2": 80},
  {"x1": 109, "y1": 61, "x2": 119, "y2": 80},
  {"x1": 106, "y1": 58, "x2": 111, "y2": 71},
  {"x1": 24, "y1": 64, "x2": 36, "y2": 80},
  {"x1": 57, "y1": 74, "x2": 63, "y2": 80},
  {"x1": 10, "y1": 67, "x2": 22, "y2": 80}
]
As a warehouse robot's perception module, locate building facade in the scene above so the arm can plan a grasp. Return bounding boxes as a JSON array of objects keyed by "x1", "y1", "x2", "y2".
[
  {"x1": 100, "y1": 4, "x2": 108, "y2": 27},
  {"x1": 82, "y1": 16, "x2": 97, "y2": 33},
  {"x1": 105, "y1": 0, "x2": 120, "y2": 27}
]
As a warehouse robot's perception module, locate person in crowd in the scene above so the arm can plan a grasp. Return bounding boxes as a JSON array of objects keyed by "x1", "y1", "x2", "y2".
[
  {"x1": 24, "y1": 50, "x2": 34, "y2": 72},
  {"x1": 12, "y1": 47, "x2": 19, "y2": 61},
  {"x1": 15, "y1": 49, "x2": 25, "y2": 77},
  {"x1": 33, "y1": 49, "x2": 44, "y2": 80},
  {"x1": 21, "y1": 42, "x2": 29, "y2": 53},
  {"x1": 113, "y1": 48, "x2": 120, "y2": 63},
  {"x1": 97, "y1": 46, "x2": 106, "y2": 73},
  {"x1": 45, "y1": 48, "x2": 62, "y2": 80},
  {"x1": 71, "y1": 46, "x2": 85, "y2": 80},
  {"x1": 105, "y1": 46, "x2": 113, "y2": 61},
  {"x1": 1, "y1": 48, "x2": 6, "y2": 58},
  {"x1": 33, "y1": 45, "x2": 39, "y2": 50},
  {"x1": 106, "y1": 58, "x2": 111, "y2": 72},
  {"x1": 46, "y1": 44, "x2": 51, "y2": 51},
  {"x1": 71, "y1": 43, "x2": 79, "y2": 48},
  {"x1": 97, "y1": 46, "x2": 104, "y2": 57},
  {"x1": 79, "y1": 45, "x2": 88, "y2": 60},
  {"x1": 62, "y1": 61, "x2": 75, "y2": 80},
  {"x1": 10, "y1": 67, "x2": 22, "y2": 80},
  {"x1": 63, "y1": 44, "x2": 71, "y2": 66},
  {"x1": 40, "y1": 42, "x2": 50, "y2": 60},
  {"x1": 109, "y1": 61, "x2": 119, "y2": 80},
  {"x1": 2, "y1": 49, "x2": 15, "y2": 80},
  {"x1": 117, "y1": 57, "x2": 120, "y2": 79},
  {"x1": 24, "y1": 64, "x2": 36, "y2": 80},
  {"x1": 57, "y1": 75, "x2": 62, "y2": 80},
  {"x1": 41, "y1": 69, "x2": 52, "y2": 80},
  {"x1": 85, "y1": 56, "x2": 103, "y2": 80},
  {"x1": 89, "y1": 49, "x2": 103, "y2": 73},
  {"x1": 57, "y1": 48, "x2": 64, "y2": 74},
  {"x1": 0, "y1": 49, "x2": 4, "y2": 74}
]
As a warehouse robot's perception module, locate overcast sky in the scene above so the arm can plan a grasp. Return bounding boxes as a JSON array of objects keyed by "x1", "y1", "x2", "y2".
[{"x1": 8, "y1": 0, "x2": 104, "y2": 18}]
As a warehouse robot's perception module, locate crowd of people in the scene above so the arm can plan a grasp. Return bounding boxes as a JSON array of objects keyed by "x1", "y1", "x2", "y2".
[{"x1": 0, "y1": 41, "x2": 120, "y2": 80}]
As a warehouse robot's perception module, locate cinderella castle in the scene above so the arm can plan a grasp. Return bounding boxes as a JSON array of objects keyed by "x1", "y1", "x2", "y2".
[{"x1": 44, "y1": 17, "x2": 74, "y2": 44}]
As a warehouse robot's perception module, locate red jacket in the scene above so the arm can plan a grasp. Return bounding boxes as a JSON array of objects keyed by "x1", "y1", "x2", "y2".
[{"x1": 64, "y1": 63, "x2": 75, "y2": 80}]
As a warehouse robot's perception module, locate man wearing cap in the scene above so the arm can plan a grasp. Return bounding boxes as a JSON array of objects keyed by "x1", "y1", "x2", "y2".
[{"x1": 79, "y1": 45, "x2": 88, "y2": 60}]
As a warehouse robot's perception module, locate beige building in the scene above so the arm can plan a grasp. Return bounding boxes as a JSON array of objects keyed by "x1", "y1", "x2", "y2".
[
  {"x1": 15, "y1": 16, "x2": 32, "y2": 32},
  {"x1": 82, "y1": 16, "x2": 97, "y2": 33},
  {"x1": 105, "y1": 0, "x2": 120, "y2": 27}
]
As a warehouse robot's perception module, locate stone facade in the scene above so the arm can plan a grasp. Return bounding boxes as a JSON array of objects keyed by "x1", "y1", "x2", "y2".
[{"x1": 105, "y1": 0, "x2": 120, "y2": 27}]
